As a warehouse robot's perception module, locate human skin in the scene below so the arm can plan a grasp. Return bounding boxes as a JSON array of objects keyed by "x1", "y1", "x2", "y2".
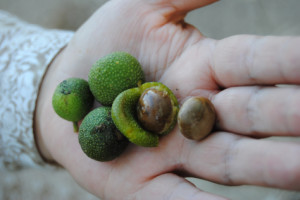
[{"x1": 34, "y1": 0, "x2": 300, "y2": 199}]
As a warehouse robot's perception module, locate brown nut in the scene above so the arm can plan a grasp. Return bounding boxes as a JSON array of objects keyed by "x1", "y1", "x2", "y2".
[
  {"x1": 137, "y1": 88, "x2": 174, "y2": 134},
  {"x1": 178, "y1": 97, "x2": 216, "y2": 140}
]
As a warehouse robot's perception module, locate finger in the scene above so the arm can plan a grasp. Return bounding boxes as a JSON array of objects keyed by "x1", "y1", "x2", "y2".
[
  {"x1": 182, "y1": 132, "x2": 300, "y2": 191},
  {"x1": 166, "y1": 0, "x2": 219, "y2": 13},
  {"x1": 136, "y1": 173, "x2": 229, "y2": 200},
  {"x1": 148, "y1": 0, "x2": 219, "y2": 22},
  {"x1": 212, "y1": 35, "x2": 300, "y2": 87},
  {"x1": 212, "y1": 85, "x2": 300, "y2": 137}
]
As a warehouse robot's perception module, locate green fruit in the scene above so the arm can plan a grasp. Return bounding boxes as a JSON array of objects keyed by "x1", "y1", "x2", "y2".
[
  {"x1": 137, "y1": 82, "x2": 179, "y2": 135},
  {"x1": 111, "y1": 82, "x2": 178, "y2": 147},
  {"x1": 88, "y1": 52, "x2": 145, "y2": 106},
  {"x1": 52, "y1": 78, "x2": 94, "y2": 132},
  {"x1": 79, "y1": 107, "x2": 128, "y2": 162},
  {"x1": 111, "y1": 87, "x2": 159, "y2": 147}
]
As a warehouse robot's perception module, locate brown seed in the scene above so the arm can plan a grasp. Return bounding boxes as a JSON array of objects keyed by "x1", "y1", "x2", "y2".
[
  {"x1": 137, "y1": 88, "x2": 173, "y2": 134},
  {"x1": 178, "y1": 97, "x2": 216, "y2": 140}
]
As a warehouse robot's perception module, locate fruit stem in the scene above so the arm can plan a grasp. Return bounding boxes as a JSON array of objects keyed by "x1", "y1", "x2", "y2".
[
  {"x1": 137, "y1": 80, "x2": 143, "y2": 92},
  {"x1": 137, "y1": 80, "x2": 143, "y2": 88},
  {"x1": 73, "y1": 121, "x2": 79, "y2": 133}
]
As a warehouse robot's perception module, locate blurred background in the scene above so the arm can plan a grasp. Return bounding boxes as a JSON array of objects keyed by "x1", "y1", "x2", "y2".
[{"x1": 0, "y1": 0, "x2": 300, "y2": 199}]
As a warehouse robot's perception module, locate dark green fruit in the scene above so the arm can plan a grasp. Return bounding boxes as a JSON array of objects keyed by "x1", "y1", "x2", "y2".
[
  {"x1": 88, "y1": 52, "x2": 145, "y2": 106},
  {"x1": 178, "y1": 97, "x2": 216, "y2": 140},
  {"x1": 52, "y1": 78, "x2": 94, "y2": 132},
  {"x1": 79, "y1": 107, "x2": 128, "y2": 161}
]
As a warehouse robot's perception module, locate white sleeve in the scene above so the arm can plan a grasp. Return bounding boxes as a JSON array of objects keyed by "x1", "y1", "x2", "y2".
[{"x1": 0, "y1": 10, "x2": 74, "y2": 170}]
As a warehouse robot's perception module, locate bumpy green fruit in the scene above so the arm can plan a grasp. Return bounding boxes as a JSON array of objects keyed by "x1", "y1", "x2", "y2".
[
  {"x1": 88, "y1": 52, "x2": 145, "y2": 106},
  {"x1": 79, "y1": 107, "x2": 128, "y2": 162},
  {"x1": 52, "y1": 78, "x2": 94, "y2": 132}
]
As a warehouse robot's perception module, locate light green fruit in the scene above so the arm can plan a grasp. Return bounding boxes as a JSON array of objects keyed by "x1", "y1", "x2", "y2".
[
  {"x1": 111, "y1": 82, "x2": 179, "y2": 147},
  {"x1": 79, "y1": 107, "x2": 129, "y2": 162},
  {"x1": 111, "y1": 87, "x2": 159, "y2": 147},
  {"x1": 137, "y1": 82, "x2": 179, "y2": 135},
  {"x1": 88, "y1": 52, "x2": 145, "y2": 106},
  {"x1": 52, "y1": 78, "x2": 94, "y2": 132}
]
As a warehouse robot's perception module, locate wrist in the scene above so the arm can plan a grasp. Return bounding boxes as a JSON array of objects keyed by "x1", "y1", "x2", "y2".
[
  {"x1": 33, "y1": 39, "x2": 96, "y2": 165},
  {"x1": 33, "y1": 32, "x2": 114, "y2": 165},
  {"x1": 34, "y1": 46, "x2": 68, "y2": 163}
]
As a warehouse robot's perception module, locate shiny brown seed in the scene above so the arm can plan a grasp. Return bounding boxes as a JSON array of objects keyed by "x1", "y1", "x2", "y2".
[
  {"x1": 137, "y1": 88, "x2": 173, "y2": 134},
  {"x1": 178, "y1": 97, "x2": 216, "y2": 140}
]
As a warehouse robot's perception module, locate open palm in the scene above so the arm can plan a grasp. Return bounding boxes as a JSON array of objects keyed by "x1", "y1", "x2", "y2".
[{"x1": 35, "y1": 0, "x2": 300, "y2": 199}]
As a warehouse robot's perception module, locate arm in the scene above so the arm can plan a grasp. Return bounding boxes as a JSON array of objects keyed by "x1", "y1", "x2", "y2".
[
  {"x1": 0, "y1": 10, "x2": 73, "y2": 170},
  {"x1": 22, "y1": 0, "x2": 300, "y2": 199}
]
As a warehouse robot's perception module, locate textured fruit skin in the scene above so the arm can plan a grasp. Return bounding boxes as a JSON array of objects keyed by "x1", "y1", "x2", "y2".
[
  {"x1": 111, "y1": 87, "x2": 159, "y2": 147},
  {"x1": 88, "y1": 52, "x2": 145, "y2": 106},
  {"x1": 79, "y1": 107, "x2": 128, "y2": 162},
  {"x1": 52, "y1": 78, "x2": 94, "y2": 122}
]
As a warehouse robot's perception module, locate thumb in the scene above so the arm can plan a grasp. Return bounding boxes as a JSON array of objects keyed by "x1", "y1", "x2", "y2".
[
  {"x1": 153, "y1": 0, "x2": 219, "y2": 13},
  {"x1": 135, "y1": 173, "x2": 229, "y2": 200},
  {"x1": 146, "y1": 0, "x2": 219, "y2": 23}
]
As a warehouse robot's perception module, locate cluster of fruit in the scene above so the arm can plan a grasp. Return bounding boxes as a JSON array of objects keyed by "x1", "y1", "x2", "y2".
[
  {"x1": 52, "y1": 52, "x2": 217, "y2": 162},
  {"x1": 52, "y1": 52, "x2": 179, "y2": 161}
]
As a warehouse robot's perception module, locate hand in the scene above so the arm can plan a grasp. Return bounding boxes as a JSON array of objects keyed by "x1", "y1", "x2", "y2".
[{"x1": 35, "y1": 0, "x2": 300, "y2": 199}]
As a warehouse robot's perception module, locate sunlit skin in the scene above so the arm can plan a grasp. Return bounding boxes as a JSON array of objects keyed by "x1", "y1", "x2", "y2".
[{"x1": 34, "y1": 0, "x2": 300, "y2": 199}]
